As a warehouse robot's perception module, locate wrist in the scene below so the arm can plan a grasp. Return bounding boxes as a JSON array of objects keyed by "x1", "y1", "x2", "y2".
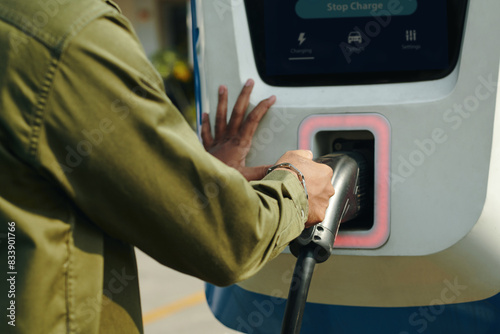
[{"x1": 267, "y1": 163, "x2": 308, "y2": 199}]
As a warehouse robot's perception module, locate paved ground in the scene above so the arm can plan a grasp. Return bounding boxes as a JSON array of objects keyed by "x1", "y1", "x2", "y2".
[{"x1": 136, "y1": 249, "x2": 241, "y2": 334}]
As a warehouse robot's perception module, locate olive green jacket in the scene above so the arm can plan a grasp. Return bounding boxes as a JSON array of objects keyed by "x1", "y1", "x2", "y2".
[{"x1": 0, "y1": 0, "x2": 308, "y2": 333}]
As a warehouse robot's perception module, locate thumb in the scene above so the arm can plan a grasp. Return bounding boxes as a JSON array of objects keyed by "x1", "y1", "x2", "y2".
[{"x1": 241, "y1": 165, "x2": 272, "y2": 181}]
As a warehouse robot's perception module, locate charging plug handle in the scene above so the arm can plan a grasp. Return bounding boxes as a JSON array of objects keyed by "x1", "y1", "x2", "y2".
[{"x1": 290, "y1": 152, "x2": 367, "y2": 262}]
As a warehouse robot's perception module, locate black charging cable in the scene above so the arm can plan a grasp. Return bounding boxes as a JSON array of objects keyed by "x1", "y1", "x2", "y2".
[{"x1": 280, "y1": 245, "x2": 317, "y2": 334}]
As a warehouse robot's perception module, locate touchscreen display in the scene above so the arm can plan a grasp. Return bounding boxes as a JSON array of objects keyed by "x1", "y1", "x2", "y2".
[{"x1": 245, "y1": 0, "x2": 468, "y2": 86}]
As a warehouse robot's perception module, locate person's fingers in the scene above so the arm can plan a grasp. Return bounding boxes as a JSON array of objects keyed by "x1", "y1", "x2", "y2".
[
  {"x1": 227, "y1": 79, "x2": 254, "y2": 135},
  {"x1": 214, "y1": 85, "x2": 228, "y2": 141},
  {"x1": 241, "y1": 165, "x2": 273, "y2": 181},
  {"x1": 201, "y1": 113, "x2": 214, "y2": 151},
  {"x1": 328, "y1": 182, "x2": 335, "y2": 197},
  {"x1": 240, "y1": 95, "x2": 276, "y2": 141}
]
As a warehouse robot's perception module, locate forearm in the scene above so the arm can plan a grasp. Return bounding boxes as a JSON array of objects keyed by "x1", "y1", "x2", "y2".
[
  {"x1": 41, "y1": 101, "x2": 306, "y2": 285},
  {"x1": 36, "y1": 15, "x2": 307, "y2": 285}
]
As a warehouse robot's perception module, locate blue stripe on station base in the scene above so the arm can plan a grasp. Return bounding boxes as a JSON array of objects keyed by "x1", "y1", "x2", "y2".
[{"x1": 206, "y1": 284, "x2": 500, "y2": 334}]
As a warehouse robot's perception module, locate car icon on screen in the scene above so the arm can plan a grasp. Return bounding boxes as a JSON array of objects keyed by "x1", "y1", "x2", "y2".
[{"x1": 348, "y1": 31, "x2": 363, "y2": 44}]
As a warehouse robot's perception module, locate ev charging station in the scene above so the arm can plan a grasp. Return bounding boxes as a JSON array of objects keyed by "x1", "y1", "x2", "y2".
[{"x1": 191, "y1": 0, "x2": 500, "y2": 332}]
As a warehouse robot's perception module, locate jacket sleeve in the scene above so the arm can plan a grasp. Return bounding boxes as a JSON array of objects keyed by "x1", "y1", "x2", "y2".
[{"x1": 36, "y1": 13, "x2": 308, "y2": 286}]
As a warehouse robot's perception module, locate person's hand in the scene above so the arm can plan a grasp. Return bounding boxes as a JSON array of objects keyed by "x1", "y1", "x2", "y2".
[
  {"x1": 201, "y1": 79, "x2": 276, "y2": 181},
  {"x1": 273, "y1": 150, "x2": 335, "y2": 228}
]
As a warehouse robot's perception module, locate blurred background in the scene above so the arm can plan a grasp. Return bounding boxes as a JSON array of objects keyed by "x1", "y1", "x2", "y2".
[
  {"x1": 115, "y1": 0, "x2": 196, "y2": 129},
  {"x1": 113, "y1": 1, "x2": 238, "y2": 333}
]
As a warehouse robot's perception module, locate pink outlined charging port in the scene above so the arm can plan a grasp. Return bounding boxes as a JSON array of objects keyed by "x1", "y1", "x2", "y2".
[{"x1": 299, "y1": 114, "x2": 391, "y2": 249}]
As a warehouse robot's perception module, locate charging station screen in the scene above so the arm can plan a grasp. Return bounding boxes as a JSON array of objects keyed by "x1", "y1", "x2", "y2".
[{"x1": 245, "y1": 0, "x2": 468, "y2": 86}]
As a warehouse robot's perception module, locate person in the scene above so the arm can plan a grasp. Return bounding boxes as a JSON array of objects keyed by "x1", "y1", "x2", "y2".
[{"x1": 0, "y1": 0, "x2": 334, "y2": 333}]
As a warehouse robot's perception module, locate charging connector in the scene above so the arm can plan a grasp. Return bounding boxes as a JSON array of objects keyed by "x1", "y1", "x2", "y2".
[{"x1": 290, "y1": 152, "x2": 368, "y2": 262}]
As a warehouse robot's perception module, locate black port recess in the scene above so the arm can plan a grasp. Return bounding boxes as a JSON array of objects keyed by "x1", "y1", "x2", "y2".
[{"x1": 315, "y1": 130, "x2": 375, "y2": 231}]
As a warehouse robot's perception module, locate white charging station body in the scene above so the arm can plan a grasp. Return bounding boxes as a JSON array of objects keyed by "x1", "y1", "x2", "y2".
[{"x1": 192, "y1": 0, "x2": 500, "y2": 328}]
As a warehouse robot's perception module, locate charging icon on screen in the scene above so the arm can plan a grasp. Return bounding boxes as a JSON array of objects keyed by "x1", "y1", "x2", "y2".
[{"x1": 298, "y1": 32, "x2": 306, "y2": 46}]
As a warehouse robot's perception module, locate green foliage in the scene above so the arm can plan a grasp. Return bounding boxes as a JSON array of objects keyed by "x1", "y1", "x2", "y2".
[{"x1": 151, "y1": 49, "x2": 197, "y2": 130}]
